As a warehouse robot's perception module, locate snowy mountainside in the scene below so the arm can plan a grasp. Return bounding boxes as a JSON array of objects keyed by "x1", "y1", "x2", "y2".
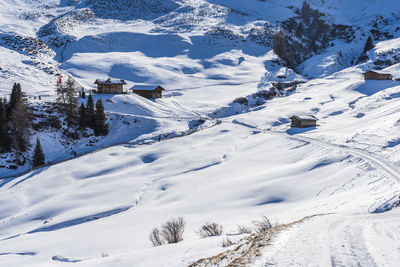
[
  {"x1": 1, "y1": 0, "x2": 400, "y2": 266},
  {"x1": 2, "y1": 0, "x2": 400, "y2": 93},
  {"x1": 1, "y1": 56, "x2": 400, "y2": 265}
]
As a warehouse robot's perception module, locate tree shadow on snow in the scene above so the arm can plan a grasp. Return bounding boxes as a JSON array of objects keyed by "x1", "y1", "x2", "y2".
[
  {"x1": 0, "y1": 167, "x2": 48, "y2": 189},
  {"x1": 28, "y1": 206, "x2": 131, "y2": 234}
]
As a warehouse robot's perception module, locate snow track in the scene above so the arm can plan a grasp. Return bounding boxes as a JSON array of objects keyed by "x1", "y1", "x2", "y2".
[
  {"x1": 328, "y1": 216, "x2": 378, "y2": 267},
  {"x1": 233, "y1": 118, "x2": 400, "y2": 185},
  {"x1": 257, "y1": 212, "x2": 400, "y2": 267},
  {"x1": 289, "y1": 134, "x2": 400, "y2": 183}
]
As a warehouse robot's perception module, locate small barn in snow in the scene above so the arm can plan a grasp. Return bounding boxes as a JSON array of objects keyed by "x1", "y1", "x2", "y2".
[
  {"x1": 130, "y1": 85, "x2": 165, "y2": 99},
  {"x1": 290, "y1": 115, "x2": 318, "y2": 128},
  {"x1": 94, "y1": 78, "x2": 127, "y2": 94},
  {"x1": 363, "y1": 71, "x2": 392, "y2": 81}
]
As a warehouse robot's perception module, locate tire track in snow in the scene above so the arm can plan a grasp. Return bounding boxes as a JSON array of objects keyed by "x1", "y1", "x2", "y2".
[
  {"x1": 328, "y1": 216, "x2": 378, "y2": 267},
  {"x1": 258, "y1": 215, "x2": 381, "y2": 267}
]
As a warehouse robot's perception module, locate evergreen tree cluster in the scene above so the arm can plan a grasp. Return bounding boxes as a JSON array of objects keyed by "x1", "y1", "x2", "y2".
[
  {"x1": 78, "y1": 94, "x2": 109, "y2": 136},
  {"x1": 0, "y1": 80, "x2": 110, "y2": 169},
  {"x1": 279, "y1": 1, "x2": 355, "y2": 68},
  {"x1": 0, "y1": 83, "x2": 42, "y2": 167},
  {"x1": 0, "y1": 83, "x2": 30, "y2": 154}
]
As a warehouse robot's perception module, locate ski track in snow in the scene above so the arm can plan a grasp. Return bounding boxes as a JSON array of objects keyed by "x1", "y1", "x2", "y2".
[{"x1": 289, "y1": 135, "x2": 400, "y2": 183}]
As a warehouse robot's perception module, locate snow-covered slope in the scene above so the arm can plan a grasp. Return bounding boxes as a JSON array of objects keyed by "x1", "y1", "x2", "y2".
[
  {"x1": 1, "y1": 0, "x2": 400, "y2": 266},
  {"x1": 1, "y1": 59, "x2": 400, "y2": 265}
]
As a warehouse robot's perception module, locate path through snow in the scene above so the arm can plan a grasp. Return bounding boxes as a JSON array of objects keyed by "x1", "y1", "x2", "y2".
[{"x1": 255, "y1": 211, "x2": 400, "y2": 267}]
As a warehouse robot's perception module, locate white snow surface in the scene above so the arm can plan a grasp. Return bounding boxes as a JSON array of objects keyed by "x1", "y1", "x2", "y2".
[{"x1": 1, "y1": 1, "x2": 400, "y2": 266}]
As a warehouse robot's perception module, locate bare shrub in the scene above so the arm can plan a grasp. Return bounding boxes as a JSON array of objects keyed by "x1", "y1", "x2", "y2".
[
  {"x1": 252, "y1": 216, "x2": 272, "y2": 233},
  {"x1": 161, "y1": 217, "x2": 185, "y2": 244},
  {"x1": 222, "y1": 236, "x2": 234, "y2": 247},
  {"x1": 149, "y1": 227, "x2": 164, "y2": 247},
  {"x1": 237, "y1": 225, "x2": 252, "y2": 234},
  {"x1": 197, "y1": 222, "x2": 223, "y2": 237}
]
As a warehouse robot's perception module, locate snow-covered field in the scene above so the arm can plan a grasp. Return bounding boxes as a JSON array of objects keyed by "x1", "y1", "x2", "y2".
[{"x1": 1, "y1": 0, "x2": 400, "y2": 266}]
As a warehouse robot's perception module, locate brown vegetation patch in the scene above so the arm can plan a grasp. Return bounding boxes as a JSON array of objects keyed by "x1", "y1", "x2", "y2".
[{"x1": 189, "y1": 214, "x2": 331, "y2": 267}]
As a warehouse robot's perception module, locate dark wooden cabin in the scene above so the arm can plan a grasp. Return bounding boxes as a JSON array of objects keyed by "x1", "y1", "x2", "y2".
[
  {"x1": 290, "y1": 115, "x2": 318, "y2": 128},
  {"x1": 363, "y1": 71, "x2": 392, "y2": 80},
  {"x1": 130, "y1": 85, "x2": 165, "y2": 99},
  {"x1": 94, "y1": 78, "x2": 127, "y2": 94}
]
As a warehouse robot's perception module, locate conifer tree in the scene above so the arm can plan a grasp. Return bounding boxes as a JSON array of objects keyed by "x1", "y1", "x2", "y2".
[
  {"x1": 32, "y1": 138, "x2": 45, "y2": 167},
  {"x1": 363, "y1": 36, "x2": 374, "y2": 53},
  {"x1": 78, "y1": 102, "x2": 87, "y2": 129},
  {"x1": 94, "y1": 99, "x2": 109, "y2": 136},
  {"x1": 301, "y1": 1, "x2": 312, "y2": 24},
  {"x1": 10, "y1": 99, "x2": 30, "y2": 152},
  {"x1": 86, "y1": 94, "x2": 95, "y2": 128},
  {"x1": 273, "y1": 30, "x2": 288, "y2": 62},
  {"x1": 8, "y1": 83, "x2": 22, "y2": 116},
  {"x1": 0, "y1": 101, "x2": 10, "y2": 153}
]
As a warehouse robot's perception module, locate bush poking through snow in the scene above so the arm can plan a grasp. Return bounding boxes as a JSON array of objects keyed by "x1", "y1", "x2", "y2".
[
  {"x1": 149, "y1": 227, "x2": 164, "y2": 247},
  {"x1": 221, "y1": 236, "x2": 234, "y2": 247},
  {"x1": 197, "y1": 222, "x2": 223, "y2": 237},
  {"x1": 150, "y1": 217, "x2": 185, "y2": 246},
  {"x1": 161, "y1": 217, "x2": 185, "y2": 244},
  {"x1": 237, "y1": 225, "x2": 252, "y2": 234},
  {"x1": 252, "y1": 216, "x2": 272, "y2": 233}
]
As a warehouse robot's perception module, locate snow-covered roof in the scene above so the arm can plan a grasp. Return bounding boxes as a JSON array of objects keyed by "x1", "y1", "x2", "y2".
[
  {"x1": 290, "y1": 115, "x2": 318, "y2": 121},
  {"x1": 130, "y1": 85, "x2": 164, "y2": 91},
  {"x1": 94, "y1": 78, "x2": 126, "y2": 85}
]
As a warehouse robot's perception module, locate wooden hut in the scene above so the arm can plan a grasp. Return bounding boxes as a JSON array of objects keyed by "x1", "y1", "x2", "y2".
[
  {"x1": 290, "y1": 115, "x2": 318, "y2": 128},
  {"x1": 130, "y1": 85, "x2": 165, "y2": 99},
  {"x1": 94, "y1": 78, "x2": 127, "y2": 94},
  {"x1": 363, "y1": 71, "x2": 392, "y2": 80}
]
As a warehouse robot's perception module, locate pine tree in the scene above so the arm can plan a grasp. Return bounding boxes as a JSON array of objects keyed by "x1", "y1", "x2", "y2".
[
  {"x1": 0, "y1": 101, "x2": 10, "y2": 153},
  {"x1": 10, "y1": 99, "x2": 30, "y2": 152},
  {"x1": 363, "y1": 36, "x2": 374, "y2": 53},
  {"x1": 273, "y1": 31, "x2": 288, "y2": 61},
  {"x1": 94, "y1": 99, "x2": 109, "y2": 136},
  {"x1": 32, "y1": 138, "x2": 45, "y2": 167},
  {"x1": 86, "y1": 94, "x2": 95, "y2": 128},
  {"x1": 301, "y1": 1, "x2": 312, "y2": 24},
  {"x1": 78, "y1": 102, "x2": 87, "y2": 129},
  {"x1": 8, "y1": 83, "x2": 22, "y2": 116}
]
